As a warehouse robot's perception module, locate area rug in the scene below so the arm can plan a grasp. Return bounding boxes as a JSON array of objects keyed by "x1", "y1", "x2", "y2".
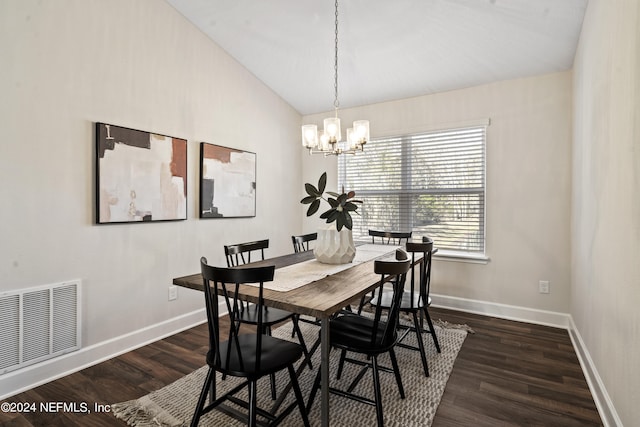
[{"x1": 112, "y1": 319, "x2": 467, "y2": 427}]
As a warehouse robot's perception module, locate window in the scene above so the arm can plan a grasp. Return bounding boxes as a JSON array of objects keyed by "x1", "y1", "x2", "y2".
[{"x1": 338, "y1": 125, "x2": 486, "y2": 254}]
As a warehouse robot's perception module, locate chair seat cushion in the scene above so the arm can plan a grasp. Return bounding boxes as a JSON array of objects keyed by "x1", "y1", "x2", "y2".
[
  {"x1": 330, "y1": 314, "x2": 397, "y2": 353},
  {"x1": 209, "y1": 334, "x2": 302, "y2": 378},
  {"x1": 237, "y1": 304, "x2": 294, "y2": 325},
  {"x1": 370, "y1": 289, "x2": 432, "y2": 310}
]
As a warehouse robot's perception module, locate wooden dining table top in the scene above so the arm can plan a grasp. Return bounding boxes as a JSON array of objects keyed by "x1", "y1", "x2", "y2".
[{"x1": 172, "y1": 248, "x2": 403, "y2": 319}]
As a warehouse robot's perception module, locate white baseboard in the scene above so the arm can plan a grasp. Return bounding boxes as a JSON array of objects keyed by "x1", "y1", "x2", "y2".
[
  {"x1": 567, "y1": 317, "x2": 622, "y2": 427},
  {"x1": 432, "y1": 293, "x2": 620, "y2": 426},
  {"x1": 431, "y1": 293, "x2": 571, "y2": 328},
  {"x1": 0, "y1": 307, "x2": 208, "y2": 401}
]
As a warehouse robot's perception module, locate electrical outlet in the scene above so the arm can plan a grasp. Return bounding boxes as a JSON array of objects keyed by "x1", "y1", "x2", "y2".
[
  {"x1": 168, "y1": 285, "x2": 178, "y2": 301},
  {"x1": 539, "y1": 280, "x2": 550, "y2": 294}
]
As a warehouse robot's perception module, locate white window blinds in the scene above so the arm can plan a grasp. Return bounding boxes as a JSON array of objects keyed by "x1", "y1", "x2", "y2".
[{"x1": 338, "y1": 125, "x2": 486, "y2": 253}]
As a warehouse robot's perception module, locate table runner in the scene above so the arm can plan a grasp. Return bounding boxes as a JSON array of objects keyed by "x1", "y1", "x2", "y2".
[{"x1": 257, "y1": 244, "x2": 399, "y2": 292}]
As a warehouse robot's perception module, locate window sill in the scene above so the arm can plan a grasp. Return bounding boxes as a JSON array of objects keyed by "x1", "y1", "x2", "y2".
[{"x1": 433, "y1": 250, "x2": 489, "y2": 264}]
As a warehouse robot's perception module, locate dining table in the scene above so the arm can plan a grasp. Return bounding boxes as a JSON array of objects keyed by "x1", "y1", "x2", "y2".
[{"x1": 172, "y1": 243, "x2": 419, "y2": 427}]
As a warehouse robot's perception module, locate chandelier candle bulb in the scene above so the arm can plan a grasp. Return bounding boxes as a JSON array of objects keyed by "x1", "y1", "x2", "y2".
[
  {"x1": 324, "y1": 117, "x2": 341, "y2": 142},
  {"x1": 302, "y1": 124, "x2": 318, "y2": 148},
  {"x1": 354, "y1": 120, "x2": 370, "y2": 143},
  {"x1": 346, "y1": 128, "x2": 355, "y2": 149}
]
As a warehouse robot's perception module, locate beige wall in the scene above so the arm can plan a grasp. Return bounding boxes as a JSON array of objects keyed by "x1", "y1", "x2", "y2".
[
  {"x1": 0, "y1": 0, "x2": 302, "y2": 386},
  {"x1": 303, "y1": 72, "x2": 574, "y2": 314},
  {"x1": 3, "y1": 0, "x2": 637, "y2": 421},
  {"x1": 572, "y1": 0, "x2": 640, "y2": 425}
]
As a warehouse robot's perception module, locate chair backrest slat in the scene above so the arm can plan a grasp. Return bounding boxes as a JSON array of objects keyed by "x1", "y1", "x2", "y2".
[
  {"x1": 291, "y1": 232, "x2": 318, "y2": 253},
  {"x1": 368, "y1": 229, "x2": 412, "y2": 245},
  {"x1": 224, "y1": 239, "x2": 269, "y2": 267}
]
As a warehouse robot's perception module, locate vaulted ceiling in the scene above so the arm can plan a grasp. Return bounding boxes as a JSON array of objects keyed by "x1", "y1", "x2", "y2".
[{"x1": 166, "y1": 0, "x2": 588, "y2": 115}]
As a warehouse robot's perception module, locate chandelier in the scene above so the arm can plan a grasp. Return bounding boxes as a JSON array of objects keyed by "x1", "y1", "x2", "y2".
[{"x1": 301, "y1": 0, "x2": 369, "y2": 156}]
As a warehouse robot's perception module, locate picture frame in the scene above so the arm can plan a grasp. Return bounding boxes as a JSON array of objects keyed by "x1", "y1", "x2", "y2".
[
  {"x1": 95, "y1": 122, "x2": 187, "y2": 224},
  {"x1": 199, "y1": 142, "x2": 256, "y2": 218}
]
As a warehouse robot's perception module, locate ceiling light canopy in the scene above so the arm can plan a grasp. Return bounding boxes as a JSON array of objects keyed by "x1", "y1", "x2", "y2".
[{"x1": 301, "y1": 0, "x2": 369, "y2": 156}]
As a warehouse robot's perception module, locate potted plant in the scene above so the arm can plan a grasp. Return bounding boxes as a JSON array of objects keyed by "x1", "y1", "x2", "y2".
[{"x1": 301, "y1": 172, "x2": 361, "y2": 263}]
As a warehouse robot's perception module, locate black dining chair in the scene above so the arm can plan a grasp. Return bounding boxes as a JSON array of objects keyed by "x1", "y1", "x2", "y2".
[
  {"x1": 357, "y1": 230, "x2": 413, "y2": 314},
  {"x1": 291, "y1": 232, "x2": 317, "y2": 253},
  {"x1": 223, "y1": 239, "x2": 313, "y2": 397},
  {"x1": 291, "y1": 232, "x2": 322, "y2": 332},
  {"x1": 192, "y1": 258, "x2": 310, "y2": 427},
  {"x1": 307, "y1": 254, "x2": 411, "y2": 427},
  {"x1": 368, "y1": 229, "x2": 412, "y2": 245},
  {"x1": 368, "y1": 237, "x2": 441, "y2": 377}
]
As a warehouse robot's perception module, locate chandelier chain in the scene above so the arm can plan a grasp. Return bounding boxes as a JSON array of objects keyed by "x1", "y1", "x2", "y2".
[
  {"x1": 333, "y1": 0, "x2": 339, "y2": 111},
  {"x1": 300, "y1": 0, "x2": 368, "y2": 155}
]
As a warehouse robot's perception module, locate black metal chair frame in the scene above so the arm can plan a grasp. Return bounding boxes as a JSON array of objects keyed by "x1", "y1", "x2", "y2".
[
  {"x1": 192, "y1": 258, "x2": 310, "y2": 427},
  {"x1": 357, "y1": 230, "x2": 413, "y2": 314},
  {"x1": 307, "y1": 256, "x2": 411, "y2": 427},
  {"x1": 368, "y1": 237, "x2": 441, "y2": 377},
  {"x1": 291, "y1": 232, "x2": 318, "y2": 253},
  {"x1": 223, "y1": 239, "x2": 313, "y2": 396}
]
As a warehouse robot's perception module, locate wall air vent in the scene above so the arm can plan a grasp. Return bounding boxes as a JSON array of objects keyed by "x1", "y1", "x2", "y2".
[{"x1": 0, "y1": 281, "x2": 81, "y2": 375}]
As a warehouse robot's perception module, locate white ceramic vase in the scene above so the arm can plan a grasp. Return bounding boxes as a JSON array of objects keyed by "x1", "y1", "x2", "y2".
[{"x1": 314, "y1": 224, "x2": 356, "y2": 264}]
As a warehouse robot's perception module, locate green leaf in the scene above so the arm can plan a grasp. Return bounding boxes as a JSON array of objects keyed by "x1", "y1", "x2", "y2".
[
  {"x1": 305, "y1": 183, "x2": 320, "y2": 197},
  {"x1": 318, "y1": 172, "x2": 327, "y2": 194},
  {"x1": 306, "y1": 199, "x2": 320, "y2": 216},
  {"x1": 319, "y1": 208, "x2": 332, "y2": 219},
  {"x1": 336, "y1": 215, "x2": 345, "y2": 231},
  {"x1": 326, "y1": 191, "x2": 340, "y2": 198},
  {"x1": 327, "y1": 198, "x2": 339, "y2": 208},
  {"x1": 343, "y1": 202, "x2": 358, "y2": 211},
  {"x1": 336, "y1": 193, "x2": 347, "y2": 204},
  {"x1": 300, "y1": 195, "x2": 317, "y2": 204},
  {"x1": 344, "y1": 212, "x2": 353, "y2": 229}
]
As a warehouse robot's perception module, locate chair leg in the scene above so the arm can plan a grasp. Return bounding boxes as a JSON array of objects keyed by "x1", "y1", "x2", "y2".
[
  {"x1": 370, "y1": 356, "x2": 384, "y2": 427},
  {"x1": 412, "y1": 311, "x2": 430, "y2": 377},
  {"x1": 190, "y1": 367, "x2": 214, "y2": 427},
  {"x1": 208, "y1": 371, "x2": 216, "y2": 405},
  {"x1": 269, "y1": 373, "x2": 277, "y2": 400},
  {"x1": 336, "y1": 349, "x2": 347, "y2": 380},
  {"x1": 248, "y1": 380, "x2": 258, "y2": 427},
  {"x1": 388, "y1": 348, "x2": 405, "y2": 399},
  {"x1": 423, "y1": 308, "x2": 441, "y2": 353},
  {"x1": 291, "y1": 314, "x2": 298, "y2": 338},
  {"x1": 288, "y1": 365, "x2": 311, "y2": 427},
  {"x1": 292, "y1": 316, "x2": 313, "y2": 370},
  {"x1": 306, "y1": 364, "x2": 323, "y2": 413},
  {"x1": 265, "y1": 326, "x2": 278, "y2": 400},
  {"x1": 357, "y1": 294, "x2": 365, "y2": 314}
]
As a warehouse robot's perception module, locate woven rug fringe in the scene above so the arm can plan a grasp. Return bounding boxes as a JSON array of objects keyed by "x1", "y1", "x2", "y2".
[
  {"x1": 112, "y1": 396, "x2": 183, "y2": 427},
  {"x1": 433, "y1": 319, "x2": 476, "y2": 334}
]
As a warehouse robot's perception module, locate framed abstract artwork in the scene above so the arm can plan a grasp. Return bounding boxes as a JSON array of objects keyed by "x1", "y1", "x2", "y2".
[
  {"x1": 95, "y1": 122, "x2": 187, "y2": 224},
  {"x1": 199, "y1": 142, "x2": 256, "y2": 218}
]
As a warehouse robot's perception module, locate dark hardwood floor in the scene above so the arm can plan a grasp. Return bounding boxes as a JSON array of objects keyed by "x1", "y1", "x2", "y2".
[
  {"x1": 430, "y1": 308, "x2": 602, "y2": 427},
  {"x1": 0, "y1": 308, "x2": 602, "y2": 426}
]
